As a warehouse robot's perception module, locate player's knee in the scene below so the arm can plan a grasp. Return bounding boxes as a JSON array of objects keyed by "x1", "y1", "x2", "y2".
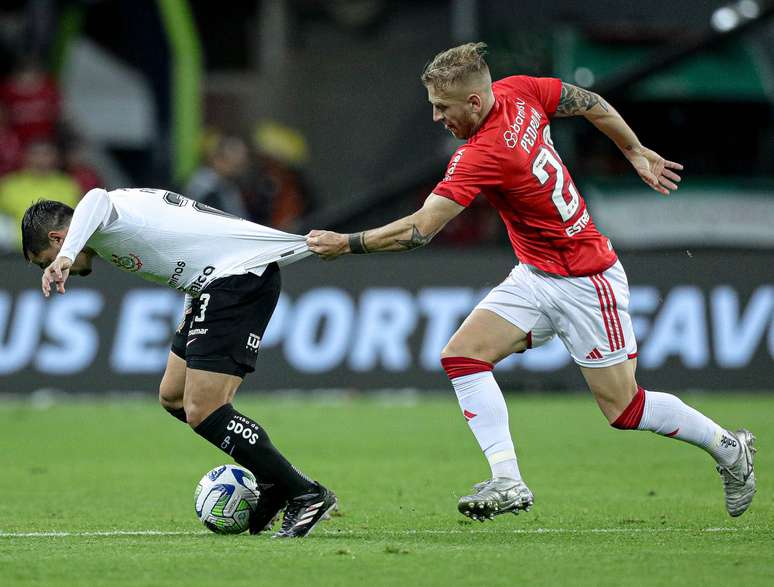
[
  {"x1": 183, "y1": 397, "x2": 225, "y2": 429},
  {"x1": 158, "y1": 381, "x2": 183, "y2": 411},
  {"x1": 601, "y1": 381, "x2": 641, "y2": 427},
  {"x1": 183, "y1": 402, "x2": 208, "y2": 429}
]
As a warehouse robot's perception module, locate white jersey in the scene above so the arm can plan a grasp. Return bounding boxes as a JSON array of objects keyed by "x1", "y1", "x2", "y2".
[{"x1": 58, "y1": 187, "x2": 310, "y2": 296}]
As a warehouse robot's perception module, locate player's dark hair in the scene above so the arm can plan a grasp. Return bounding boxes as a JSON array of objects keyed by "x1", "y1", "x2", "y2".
[{"x1": 21, "y1": 199, "x2": 74, "y2": 262}]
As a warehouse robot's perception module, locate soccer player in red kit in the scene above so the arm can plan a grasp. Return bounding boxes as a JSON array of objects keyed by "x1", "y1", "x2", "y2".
[{"x1": 307, "y1": 42, "x2": 756, "y2": 520}]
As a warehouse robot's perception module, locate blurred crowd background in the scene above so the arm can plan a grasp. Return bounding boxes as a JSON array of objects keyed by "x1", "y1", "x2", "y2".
[
  {"x1": 0, "y1": 1, "x2": 772, "y2": 393},
  {"x1": 0, "y1": 0, "x2": 771, "y2": 253}
]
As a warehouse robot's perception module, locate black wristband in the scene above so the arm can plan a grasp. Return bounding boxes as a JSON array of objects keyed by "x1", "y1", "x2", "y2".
[{"x1": 348, "y1": 232, "x2": 369, "y2": 254}]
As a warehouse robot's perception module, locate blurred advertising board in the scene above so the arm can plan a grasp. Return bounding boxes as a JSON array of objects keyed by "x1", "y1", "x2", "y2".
[{"x1": 1, "y1": 250, "x2": 772, "y2": 393}]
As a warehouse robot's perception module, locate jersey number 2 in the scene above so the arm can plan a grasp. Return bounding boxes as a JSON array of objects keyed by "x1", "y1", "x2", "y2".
[{"x1": 531, "y1": 146, "x2": 580, "y2": 222}]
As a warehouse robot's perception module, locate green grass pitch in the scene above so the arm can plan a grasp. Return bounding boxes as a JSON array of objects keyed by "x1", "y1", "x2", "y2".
[{"x1": 1, "y1": 393, "x2": 772, "y2": 586}]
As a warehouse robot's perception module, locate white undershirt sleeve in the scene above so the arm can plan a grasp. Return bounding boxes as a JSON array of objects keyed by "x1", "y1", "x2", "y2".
[{"x1": 58, "y1": 188, "x2": 112, "y2": 262}]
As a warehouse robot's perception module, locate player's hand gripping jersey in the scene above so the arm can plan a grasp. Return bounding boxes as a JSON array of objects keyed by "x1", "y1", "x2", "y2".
[
  {"x1": 58, "y1": 187, "x2": 310, "y2": 295},
  {"x1": 432, "y1": 76, "x2": 617, "y2": 277}
]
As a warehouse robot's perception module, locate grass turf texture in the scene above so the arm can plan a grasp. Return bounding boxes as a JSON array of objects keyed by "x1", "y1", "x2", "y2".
[{"x1": 0, "y1": 394, "x2": 772, "y2": 586}]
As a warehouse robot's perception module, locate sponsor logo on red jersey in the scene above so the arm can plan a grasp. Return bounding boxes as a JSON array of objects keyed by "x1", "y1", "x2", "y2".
[{"x1": 444, "y1": 148, "x2": 466, "y2": 181}]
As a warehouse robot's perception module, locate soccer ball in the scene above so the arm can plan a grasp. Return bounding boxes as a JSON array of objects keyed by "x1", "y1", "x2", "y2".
[{"x1": 194, "y1": 464, "x2": 260, "y2": 534}]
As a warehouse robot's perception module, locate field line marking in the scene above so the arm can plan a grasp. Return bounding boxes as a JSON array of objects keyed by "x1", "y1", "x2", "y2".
[
  {"x1": 0, "y1": 527, "x2": 751, "y2": 538},
  {"x1": 0, "y1": 530, "x2": 205, "y2": 538},
  {"x1": 323, "y1": 527, "x2": 749, "y2": 536}
]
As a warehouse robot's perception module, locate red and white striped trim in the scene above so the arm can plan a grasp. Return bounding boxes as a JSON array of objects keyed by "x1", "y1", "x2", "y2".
[{"x1": 589, "y1": 274, "x2": 625, "y2": 352}]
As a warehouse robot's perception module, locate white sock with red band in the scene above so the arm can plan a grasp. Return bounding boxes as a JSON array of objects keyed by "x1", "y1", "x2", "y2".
[
  {"x1": 441, "y1": 357, "x2": 522, "y2": 481},
  {"x1": 614, "y1": 386, "x2": 741, "y2": 466}
]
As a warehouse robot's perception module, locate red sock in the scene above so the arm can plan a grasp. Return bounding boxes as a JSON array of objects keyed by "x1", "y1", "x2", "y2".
[
  {"x1": 612, "y1": 386, "x2": 645, "y2": 429},
  {"x1": 441, "y1": 356, "x2": 493, "y2": 380}
]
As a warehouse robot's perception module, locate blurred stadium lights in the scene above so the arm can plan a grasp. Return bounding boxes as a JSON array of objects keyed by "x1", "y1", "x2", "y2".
[
  {"x1": 711, "y1": 7, "x2": 741, "y2": 31},
  {"x1": 738, "y1": 0, "x2": 762, "y2": 18},
  {"x1": 593, "y1": 0, "x2": 774, "y2": 96},
  {"x1": 573, "y1": 66, "x2": 595, "y2": 88},
  {"x1": 711, "y1": 1, "x2": 761, "y2": 32}
]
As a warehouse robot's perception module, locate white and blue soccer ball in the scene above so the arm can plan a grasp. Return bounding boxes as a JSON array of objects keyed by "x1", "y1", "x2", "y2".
[{"x1": 194, "y1": 464, "x2": 260, "y2": 534}]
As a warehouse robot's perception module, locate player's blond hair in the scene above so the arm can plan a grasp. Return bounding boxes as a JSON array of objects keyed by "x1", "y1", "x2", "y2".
[{"x1": 420, "y1": 42, "x2": 490, "y2": 92}]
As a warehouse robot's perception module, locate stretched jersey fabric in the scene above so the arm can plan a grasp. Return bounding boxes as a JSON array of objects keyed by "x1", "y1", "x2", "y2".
[
  {"x1": 432, "y1": 75, "x2": 617, "y2": 277},
  {"x1": 58, "y1": 187, "x2": 310, "y2": 296}
]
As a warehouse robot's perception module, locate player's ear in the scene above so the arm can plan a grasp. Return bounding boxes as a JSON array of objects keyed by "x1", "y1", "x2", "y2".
[
  {"x1": 468, "y1": 93, "x2": 483, "y2": 112},
  {"x1": 47, "y1": 229, "x2": 66, "y2": 247}
]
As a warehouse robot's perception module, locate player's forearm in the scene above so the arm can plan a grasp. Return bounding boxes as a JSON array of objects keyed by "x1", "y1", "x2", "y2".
[
  {"x1": 349, "y1": 213, "x2": 439, "y2": 254},
  {"x1": 583, "y1": 99, "x2": 643, "y2": 156},
  {"x1": 58, "y1": 188, "x2": 110, "y2": 261},
  {"x1": 555, "y1": 83, "x2": 644, "y2": 156}
]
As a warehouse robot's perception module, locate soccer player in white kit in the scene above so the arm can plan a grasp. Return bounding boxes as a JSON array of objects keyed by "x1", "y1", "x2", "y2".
[
  {"x1": 307, "y1": 42, "x2": 757, "y2": 520},
  {"x1": 22, "y1": 187, "x2": 336, "y2": 538}
]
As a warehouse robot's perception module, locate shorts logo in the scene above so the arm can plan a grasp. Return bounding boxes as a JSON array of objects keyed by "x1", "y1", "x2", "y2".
[
  {"x1": 111, "y1": 253, "x2": 143, "y2": 272},
  {"x1": 585, "y1": 348, "x2": 604, "y2": 360},
  {"x1": 246, "y1": 333, "x2": 261, "y2": 352}
]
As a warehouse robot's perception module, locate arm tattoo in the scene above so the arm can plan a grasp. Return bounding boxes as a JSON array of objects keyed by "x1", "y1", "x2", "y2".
[
  {"x1": 395, "y1": 225, "x2": 436, "y2": 250},
  {"x1": 556, "y1": 82, "x2": 609, "y2": 116}
]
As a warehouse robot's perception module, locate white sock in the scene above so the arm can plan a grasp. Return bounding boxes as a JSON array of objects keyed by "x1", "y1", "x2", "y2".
[
  {"x1": 450, "y1": 371, "x2": 522, "y2": 481},
  {"x1": 638, "y1": 390, "x2": 741, "y2": 466}
]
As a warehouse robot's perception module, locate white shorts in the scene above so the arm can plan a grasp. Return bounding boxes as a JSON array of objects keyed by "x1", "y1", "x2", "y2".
[{"x1": 476, "y1": 261, "x2": 637, "y2": 368}]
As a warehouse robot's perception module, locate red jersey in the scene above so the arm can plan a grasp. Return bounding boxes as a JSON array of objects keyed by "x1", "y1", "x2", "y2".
[{"x1": 432, "y1": 75, "x2": 617, "y2": 277}]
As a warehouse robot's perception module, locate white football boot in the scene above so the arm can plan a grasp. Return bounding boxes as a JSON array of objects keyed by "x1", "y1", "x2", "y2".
[
  {"x1": 458, "y1": 478, "x2": 533, "y2": 521},
  {"x1": 716, "y1": 429, "x2": 756, "y2": 517}
]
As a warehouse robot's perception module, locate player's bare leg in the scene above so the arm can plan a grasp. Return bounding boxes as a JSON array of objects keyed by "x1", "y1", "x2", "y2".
[
  {"x1": 579, "y1": 359, "x2": 638, "y2": 423},
  {"x1": 444, "y1": 309, "x2": 530, "y2": 363},
  {"x1": 182, "y1": 368, "x2": 240, "y2": 428},
  {"x1": 159, "y1": 352, "x2": 187, "y2": 422},
  {"x1": 441, "y1": 309, "x2": 534, "y2": 520},
  {"x1": 582, "y1": 360, "x2": 756, "y2": 516}
]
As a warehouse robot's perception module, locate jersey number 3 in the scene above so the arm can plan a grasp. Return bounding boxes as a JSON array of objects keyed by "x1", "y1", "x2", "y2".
[
  {"x1": 194, "y1": 293, "x2": 211, "y2": 323},
  {"x1": 531, "y1": 146, "x2": 580, "y2": 222}
]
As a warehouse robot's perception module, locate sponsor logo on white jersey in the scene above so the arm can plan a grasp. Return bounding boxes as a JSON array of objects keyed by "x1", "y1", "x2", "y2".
[
  {"x1": 187, "y1": 265, "x2": 216, "y2": 295},
  {"x1": 167, "y1": 260, "x2": 187, "y2": 288}
]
